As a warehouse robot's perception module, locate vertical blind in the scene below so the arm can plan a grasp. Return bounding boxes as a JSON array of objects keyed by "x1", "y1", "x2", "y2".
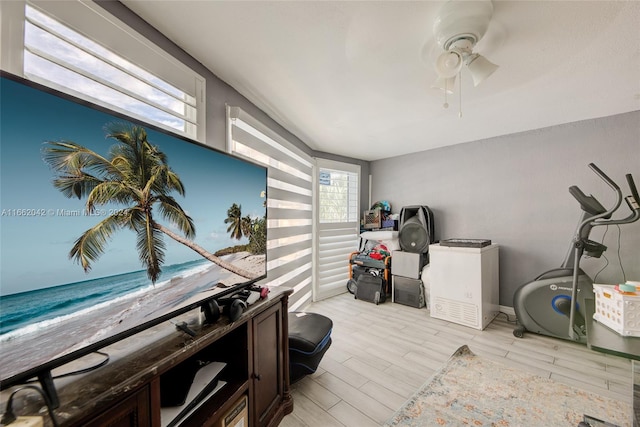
[{"x1": 227, "y1": 106, "x2": 314, "y2": 311}]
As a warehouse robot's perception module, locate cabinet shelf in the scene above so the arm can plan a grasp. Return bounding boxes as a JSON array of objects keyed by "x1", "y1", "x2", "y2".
[
  {"x1": 175, "y1": 379, "x2": 249, "y2": 427},
  {"x1": 160, "y1": 361, "x2": 227, "y2": 427}
]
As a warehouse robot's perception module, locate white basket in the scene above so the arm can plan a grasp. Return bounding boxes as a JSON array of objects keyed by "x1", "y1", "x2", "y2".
[{"x1": 592, "y1": 283, "x2": 640, "y2": 337}]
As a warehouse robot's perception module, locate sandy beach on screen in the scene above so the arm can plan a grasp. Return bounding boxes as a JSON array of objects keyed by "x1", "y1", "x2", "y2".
[{"x1": 0, "y1": 252, "x2": 266, "y2": 386}]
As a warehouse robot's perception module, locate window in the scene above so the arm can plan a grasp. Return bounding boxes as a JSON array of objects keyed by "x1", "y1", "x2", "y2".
[
  {"x1": 227, "y1": 106, "x2": 314, "y2": 311},
  {"x1": 318, "y1": 168, "x2": 359, "y2": 223},
  {"x1": 1, "y1": 1, "x2": 205, "y2": 141}
]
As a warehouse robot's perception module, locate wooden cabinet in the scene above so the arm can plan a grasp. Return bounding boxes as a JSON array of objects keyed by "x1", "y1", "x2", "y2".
[
  {"x1": 38, "y1": 288, "x2": 292, "y2": 427},
  {"x1": 86, "y1": 385, "x2": 151, "y2": 427},
  {"x1": 251, "y1": 303, "x2": 284, "y2": 427}
]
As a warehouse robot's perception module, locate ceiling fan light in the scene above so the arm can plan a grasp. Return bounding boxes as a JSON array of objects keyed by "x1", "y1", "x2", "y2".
[
  {"x1": 435, "y1": 51, "x2": 463, "y2": 78},
  {"x1": 466, "y1": 54, "x2": 498, "y2": 86},
  {"x1": 431, "y1": 76, "x2": 456, "y2": 94}
]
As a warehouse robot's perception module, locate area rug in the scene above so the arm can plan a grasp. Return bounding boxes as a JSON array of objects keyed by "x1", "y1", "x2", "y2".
[{"x1": 384, "y1": 345, "x2": 631, "y2": 427}]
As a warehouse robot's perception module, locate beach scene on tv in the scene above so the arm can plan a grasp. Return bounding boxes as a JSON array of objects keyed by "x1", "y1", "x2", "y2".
[{"x1": 0, "y1": 77, "x2": 267, "y2": 382}]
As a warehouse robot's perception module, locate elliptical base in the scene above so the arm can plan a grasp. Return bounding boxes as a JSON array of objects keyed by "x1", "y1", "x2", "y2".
[{"x1": 512, "y1": 269, "x2": 593, "y2": 344}]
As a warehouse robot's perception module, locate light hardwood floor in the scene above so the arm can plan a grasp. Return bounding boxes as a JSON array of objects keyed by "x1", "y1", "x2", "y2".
[{"x1": 281, "y1": 292, "x2": 633, "y2": 427}]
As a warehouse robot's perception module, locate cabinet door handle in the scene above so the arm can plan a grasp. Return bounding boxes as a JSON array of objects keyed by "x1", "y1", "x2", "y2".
[{"x1": 252, "y1": 373, "x2": 262, "y2": 381}]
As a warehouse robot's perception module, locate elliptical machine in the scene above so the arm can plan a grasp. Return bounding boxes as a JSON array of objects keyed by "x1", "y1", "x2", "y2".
[{"x1": 513, "y1": 163, "x2": 640, "y2": 343}]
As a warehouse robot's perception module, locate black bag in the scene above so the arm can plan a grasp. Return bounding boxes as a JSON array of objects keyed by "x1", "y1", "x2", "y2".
[{"x1": 354, "y1": 273, "x2": 386, "y2": 305}]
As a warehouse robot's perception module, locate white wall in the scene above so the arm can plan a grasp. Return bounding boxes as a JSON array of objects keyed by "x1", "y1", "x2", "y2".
[{"x1": 370, "y1": 111, "x2": 640, "y2": 306}]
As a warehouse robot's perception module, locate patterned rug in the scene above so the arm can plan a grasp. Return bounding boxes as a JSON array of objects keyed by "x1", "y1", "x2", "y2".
[{"x1": 384, "y1": 345, "x2": 631, "y2": 427}]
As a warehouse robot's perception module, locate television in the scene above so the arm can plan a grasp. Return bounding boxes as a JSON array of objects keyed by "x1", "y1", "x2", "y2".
[{"x1": 0, "y1": 72, "x2": 267, "y2": 401}]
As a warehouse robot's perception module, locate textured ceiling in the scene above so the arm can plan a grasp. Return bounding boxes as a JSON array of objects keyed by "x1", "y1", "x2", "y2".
[{"x1": 121, "y1": 0, "x2": 640, "y2": 161}]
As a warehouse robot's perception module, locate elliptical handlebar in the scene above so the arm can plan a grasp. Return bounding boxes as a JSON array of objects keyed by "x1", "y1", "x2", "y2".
[
  {"x1": 584, "y1": 163, "x2": 640, "y2": 222},
  {"x1": 625, "y1": 173, "x2": 640, "y2": 209},
  {"x1": 588, "y1": 163, "x2": 620, "y2": 191},
  {"x1": 610, "y1": 173, "x2": 640, "y2": 224},
  {"x1": 589, "y1": 170, "x2": 640, "y2": 227},
  {"x1": 576, "y1": 163, "x2": 622, "y2": 235}
]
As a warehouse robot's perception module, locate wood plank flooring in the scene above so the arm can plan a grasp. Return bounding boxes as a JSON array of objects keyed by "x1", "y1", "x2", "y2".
[{"x1": 281, "y1": 292, "x2": 633, "y2": 427}]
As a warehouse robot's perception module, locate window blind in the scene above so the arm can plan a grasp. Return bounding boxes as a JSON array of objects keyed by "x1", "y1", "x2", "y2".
[
  {"x1": 227, "y1": 106, "x2": 314, "y2": 311},
  {"x1": 1, "y1": 1, "x2": 205, "y2": 141}
]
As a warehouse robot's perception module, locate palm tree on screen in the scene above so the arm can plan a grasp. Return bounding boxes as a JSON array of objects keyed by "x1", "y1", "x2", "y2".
[
  {"x1": 42, "y1": 122, "x2": 254, "y2": 282},
  {"x1": 224, "y1": 203, "x2": 255, "y2": 241},
  {"x1": 241, "y1": 215, "x2": 253, "y2": 240},
  {"x1": 224, "y1": 203, "x2": 244, "y2": 240}
]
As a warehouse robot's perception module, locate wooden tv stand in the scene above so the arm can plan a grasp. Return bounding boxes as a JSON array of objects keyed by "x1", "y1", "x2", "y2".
[{"x1": 28, "y1": 287, "x2": 293, "y2": 427}]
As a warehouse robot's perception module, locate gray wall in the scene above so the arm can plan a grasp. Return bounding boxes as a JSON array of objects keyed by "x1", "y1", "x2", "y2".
[{"x1": 370, "y1": 111, "x2": 640, "y2": 306}]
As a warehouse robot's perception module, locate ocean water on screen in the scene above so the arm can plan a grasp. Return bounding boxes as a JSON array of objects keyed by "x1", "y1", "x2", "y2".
[{"x1": 0, "y1": 258, "x2": 210, "y2": 338}]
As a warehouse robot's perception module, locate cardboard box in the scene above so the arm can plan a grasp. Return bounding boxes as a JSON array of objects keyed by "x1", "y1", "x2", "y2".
[{"x1": 216, "y1": 395, "x2": 248, "y2": 427}]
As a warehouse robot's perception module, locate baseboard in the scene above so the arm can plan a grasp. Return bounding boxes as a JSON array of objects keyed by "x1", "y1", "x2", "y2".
[{"x1": 499, "y1": 305, "x2": 515, "y2": 317}]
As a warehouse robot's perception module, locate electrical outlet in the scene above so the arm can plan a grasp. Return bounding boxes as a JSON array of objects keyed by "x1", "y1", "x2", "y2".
[{"x1": 7, "y1": 417, "x2": 43, "y2": 427}]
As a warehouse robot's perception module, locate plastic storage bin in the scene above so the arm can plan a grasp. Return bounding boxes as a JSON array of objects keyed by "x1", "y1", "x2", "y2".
[{"x1": 593, "y1": 283, "x2": 640, "y2": 337}]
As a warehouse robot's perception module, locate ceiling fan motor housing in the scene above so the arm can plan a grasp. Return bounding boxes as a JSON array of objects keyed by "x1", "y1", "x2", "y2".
[
  {"x1": 432, "y1": 0, "x2": 498, "y2": 88},
  {"x1": 433, "y1": 0, "x2": 494, "y2": 50}
]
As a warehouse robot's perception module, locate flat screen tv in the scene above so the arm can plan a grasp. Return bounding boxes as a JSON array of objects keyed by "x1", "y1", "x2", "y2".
[{"x1": 0, "y1": 72, "x2": 267, "y2": 398}]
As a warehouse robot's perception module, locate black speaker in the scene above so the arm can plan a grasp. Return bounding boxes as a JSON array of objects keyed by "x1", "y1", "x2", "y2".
[{"x1": 398, "y1": 206, "x2": 434, "y2": 253}]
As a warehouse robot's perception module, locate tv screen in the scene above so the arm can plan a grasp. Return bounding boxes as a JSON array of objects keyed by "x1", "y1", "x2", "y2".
[{"x1": 0, "y1": 72, "x2": 267, "y2": 390}]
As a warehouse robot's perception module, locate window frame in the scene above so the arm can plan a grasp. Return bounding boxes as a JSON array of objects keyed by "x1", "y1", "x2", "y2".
[{"x1": 0, "y1": 0, "x2": 206, "y2": 142}]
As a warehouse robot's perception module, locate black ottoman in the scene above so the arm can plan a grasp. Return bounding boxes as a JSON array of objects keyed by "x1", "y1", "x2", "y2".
[{"x1": 288, "y1": 312, "x2": 332, "y2": 383}]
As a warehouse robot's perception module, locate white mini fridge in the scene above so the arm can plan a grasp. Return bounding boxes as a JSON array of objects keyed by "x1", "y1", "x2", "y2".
[{"x1": 429, "y1": 243, "x2": 499, "y2": 330}]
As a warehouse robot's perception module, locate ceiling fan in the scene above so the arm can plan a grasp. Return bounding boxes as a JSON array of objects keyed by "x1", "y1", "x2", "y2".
[{"x1": 432, "y1": 0, "x2": 498, "y2": 94}]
